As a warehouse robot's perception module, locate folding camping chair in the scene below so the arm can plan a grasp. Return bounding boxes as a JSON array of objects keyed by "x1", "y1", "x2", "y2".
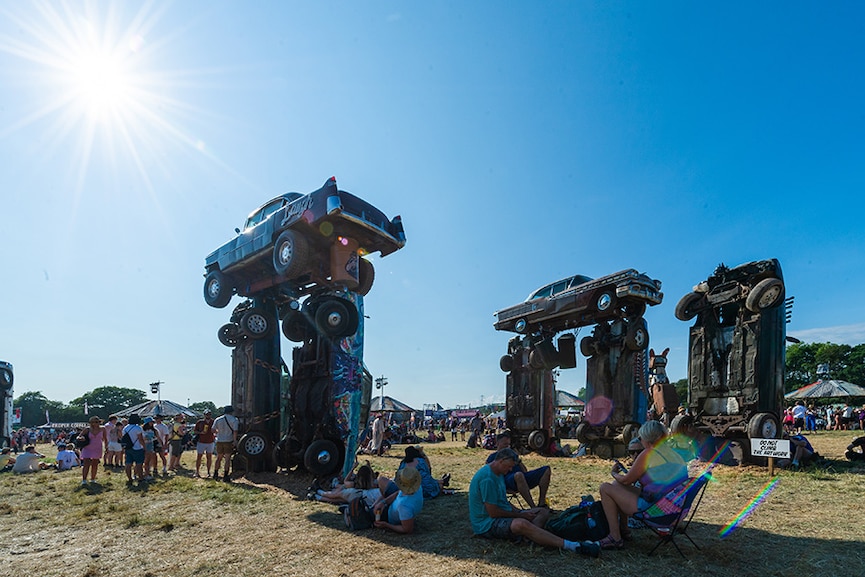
[{"x1": 633, "y1": 466, "x2": 714, "y2": 557}]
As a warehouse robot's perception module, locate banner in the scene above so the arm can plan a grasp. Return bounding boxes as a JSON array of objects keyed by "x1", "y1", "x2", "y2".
[{"x1": 12, "y1": 407, "x2": 21, "y2": 424}]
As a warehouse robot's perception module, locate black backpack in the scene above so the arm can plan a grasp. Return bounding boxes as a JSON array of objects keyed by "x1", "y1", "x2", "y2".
[
  {"x1": 120, "y1": 430, "x2": 134, "y2": 451},
  {"x1": 343, "y1": 497, "x2": 374, "y2": 530},
  {"x1": 546, "y1": 501, "x2": 609, "y2": 542}
]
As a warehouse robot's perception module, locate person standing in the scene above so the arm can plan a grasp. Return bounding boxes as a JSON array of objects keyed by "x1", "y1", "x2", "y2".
[
  {"x1": 371, "y1": 413, "x2": 386, "y2": 457},
  {"x1": 122, "y1": 414, "x2": 146, "y2": 484},
  {"x1": 80, "y1": 416, "x2": 109, "y2": 485},
  {"x1": 212, "y1": 406, "x2": 239, "y2": 482},
  {"x1": 153, "y1": 415, "x2": 170, "y2": 475},
  {"x1": 104, "y1": 416, "x2": 122, "y2": 468},
  {"x1": 168, "y1": 414, "x2": 187, "y2": 472},
  {"x1": 194, "y1": 410, "x2": 216, "y2": 478}
]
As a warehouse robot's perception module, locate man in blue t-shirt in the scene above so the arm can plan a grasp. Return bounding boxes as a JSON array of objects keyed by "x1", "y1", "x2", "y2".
[
  {"x1": 485, "y1": 430, "x2": 550, "y2": 508},
  {"x1": 469, "y1": 448, "x2": 599, "y2": 557}
]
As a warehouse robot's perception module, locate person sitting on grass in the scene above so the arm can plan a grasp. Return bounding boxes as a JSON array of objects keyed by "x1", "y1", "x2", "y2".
[
  {"x1": 55, "y1": 443, "x2": 80, "y2": 471},
  {"x1": 597, "y1": 420, "x2": 687, "y2": 550},
  {"x1": 397, "y1": 445, "x2": 451, "y2": 499},
  {"x1": 468, "y1": 447, "x2": 599, "y2": 557},
  {"x1": 12, "y1": 446, "x2": 49, "y2": 473},
  {"x1": 485, "y1": 430, "x2": 550, "y2": 508},
  {"x1": 314, "y1": 462, "x2": 382, "y2": 506},
  {"x1": 1, "y1": 447, "x2": 16, "y2": 472},
  {"x1": 846, "y1": 436, "x2": 865, "y2": 462},
  {"x1": 372, "y1": 467, "x2": 423, "y2": 534},
  {"x1": 779, "y1": 432, "x2": 817, "y2": 469}
]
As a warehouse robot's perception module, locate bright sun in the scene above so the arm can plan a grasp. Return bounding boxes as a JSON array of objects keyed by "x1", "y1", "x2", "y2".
[{"x1": 69, "y1": 48, "x2": 130, "y2": 114}]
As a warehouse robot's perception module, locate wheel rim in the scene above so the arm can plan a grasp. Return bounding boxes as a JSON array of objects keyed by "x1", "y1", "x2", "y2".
[
  {"x1": 761, "y1": 420, "x2": 777, "y2": 439},
  {"x1": 634, "y1": 329, "x2": 646, "y2": 348},
  {"x1": 325, "y1": 310, "x2": 343, "y2": 328},
  {"x1": 315, "y1": 449, "x2": 332, "y2": 466},
  {"x1": 515, "y1": 319, "x2": 527, "y2": 333},
  {"x1": 247, "y1": 314, "x2": 269, "y2": 335},
  {"x1": 759, "y1": 286, "x2": 782, "y2": 308},
  {"x1": 208, "y1": 279, "x2": 220, "y2": 298},
  {"x1": 279, "y1": 240, "x2": 293, "y2": 266},
  {"x1": 597, "y1": 293, "x2": 612, "y2": 311},
  {"x1": 245, "y1": 435, "x2": 267, "y2": 456}
]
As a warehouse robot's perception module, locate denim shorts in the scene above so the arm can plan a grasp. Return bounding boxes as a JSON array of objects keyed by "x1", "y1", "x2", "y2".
[
  {"x1": 480, "y1": 518, "x2": 516, "y2": 540},
  {"x1": 125, "y1": 448, "x2": 145, "y2": 465}
]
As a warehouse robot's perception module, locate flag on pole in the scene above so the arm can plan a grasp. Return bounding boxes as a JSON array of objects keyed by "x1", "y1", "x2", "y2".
[
  {"x1": 45, "y1": 409, "x2": 50, "y2": 424},
  {"x1": 84, "y1": 401, "x2": 89, "y2": 415}
]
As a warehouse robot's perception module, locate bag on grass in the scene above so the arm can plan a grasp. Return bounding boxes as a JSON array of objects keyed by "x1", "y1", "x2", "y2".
[
  {"x1": 546, "y1": 500, "x2": 609, "y2": 542},
  {"x1": 343, "y1": 497, "x2": 374, "y2": 530}
]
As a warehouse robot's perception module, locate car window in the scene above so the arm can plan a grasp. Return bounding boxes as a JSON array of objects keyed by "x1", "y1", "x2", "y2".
[
  {"x1": 529, "y1": 285, "x2": 554, "y2": 300},
  {"x1": 244, "y1": 198, "x2": 286, "y2": 230},
  {"x1": 567, "y1": 275, "x2": 593, "y2": 289}
]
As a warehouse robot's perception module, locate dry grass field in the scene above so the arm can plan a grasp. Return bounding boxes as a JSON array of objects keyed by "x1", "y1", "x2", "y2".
[{"x1": 1, "y1": 430, "x2": 863, "y2": 577}]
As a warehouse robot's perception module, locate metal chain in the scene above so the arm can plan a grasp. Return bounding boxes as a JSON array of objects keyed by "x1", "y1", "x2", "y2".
[{"x1": 254, "y1": 358, "x2": 282, "y2": 374}]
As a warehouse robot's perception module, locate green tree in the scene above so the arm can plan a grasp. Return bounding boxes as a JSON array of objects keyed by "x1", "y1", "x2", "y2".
[
  {"x1": 13, "y1": 391, "x2": 50, "y2": 427},
  {"x1": 577, "y1": 387, "x2": 586, "y2": 400},
  {"x1": 71, "y1": 386, "x2": 147, "y2": 418},
  {"x1": 189, "y1": 401, "x2": 217, "y2": 415},
  {"x1": 673, "y1": 378, "x2": 688, "y2": 404}
]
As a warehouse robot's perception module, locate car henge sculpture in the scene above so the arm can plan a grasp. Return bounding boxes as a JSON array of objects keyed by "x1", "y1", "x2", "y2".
[
  {"x1": 203, "y1": 177, "x2": 405, "y2": 478},
  {"x1": 494, "y1": 269, "x2": 663, "y2": 457}
]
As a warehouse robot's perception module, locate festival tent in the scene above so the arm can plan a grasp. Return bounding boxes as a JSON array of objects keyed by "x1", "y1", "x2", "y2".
[
  {"x1": 114, "y1": 399, "x2": 201, "y2": 419},
  {"x1": 785, "y1": 379, "x2": 865, "y2": 400},
  {"x1": 556, "y1": 390, "x2": 585, "y2": 408},
  {"x1": 370, "y1": 395, "x2": 416, "y2": 414}
]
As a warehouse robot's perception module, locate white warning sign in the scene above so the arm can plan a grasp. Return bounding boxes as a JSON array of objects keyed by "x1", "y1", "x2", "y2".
[{"x1": 750, "y1": 438, "x2": 791, "y2": 458}]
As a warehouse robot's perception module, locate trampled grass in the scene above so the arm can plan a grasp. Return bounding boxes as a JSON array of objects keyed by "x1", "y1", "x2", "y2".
[{"x1": 1, "y1": 431, "x2": 862, "y2": 577}]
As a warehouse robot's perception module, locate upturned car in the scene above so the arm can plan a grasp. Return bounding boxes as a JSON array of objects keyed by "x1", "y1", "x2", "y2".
[
  {"x1": 203, "y1": 177, "x2": 406, "y2": 310},
  {"x1": 493, "y1": 269, "x2": 663, "y2": 337}
]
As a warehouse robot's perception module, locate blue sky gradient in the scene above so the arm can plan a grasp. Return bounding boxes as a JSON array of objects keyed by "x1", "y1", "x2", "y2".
[{"x1": 1, "y1": 2, "x2": 863, "y2": 411}]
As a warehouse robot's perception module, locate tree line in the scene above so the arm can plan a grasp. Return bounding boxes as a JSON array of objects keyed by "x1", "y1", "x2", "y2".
[{"x1": 13, "y1": 385, "x2": 217, "y2": 427}]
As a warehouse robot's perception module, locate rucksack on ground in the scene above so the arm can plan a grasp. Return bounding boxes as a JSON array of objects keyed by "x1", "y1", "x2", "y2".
[
  {"x1": 545, "y1": 500, "x2": 609, "y2": 542},
  {"x1": 343, "y1": 497, "x2": 374, "y2": 530}
]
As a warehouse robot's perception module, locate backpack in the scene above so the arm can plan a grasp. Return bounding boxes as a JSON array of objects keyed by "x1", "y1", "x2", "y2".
[
  {"x1": 546, "y1": 500, "x2": 609, "y2": 542},
  {"x1": 343, "y1": 497, "x2": 374, "y2": 530},
  {"x1": 120, "y1": 430, "x2": 134, "y2": 451}
]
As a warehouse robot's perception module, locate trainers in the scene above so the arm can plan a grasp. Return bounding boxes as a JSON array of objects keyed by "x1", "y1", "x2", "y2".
[
  {"x1": 579, "y1": 541, "x2": 601, "y2": 558},
  {"x1": 81, "y1": 480, "x2": 87, "y2": 486},
  {"x1": 212, "y1": 474, "x2": 220, "y2": 481},
  {"x1": 441, "y1": 473, "x2": 451, "y2": 487}
]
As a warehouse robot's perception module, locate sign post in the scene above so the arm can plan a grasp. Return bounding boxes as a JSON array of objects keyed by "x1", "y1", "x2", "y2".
[{"x1": 750, "y1": 438, "x2": 791, "y2": 476}]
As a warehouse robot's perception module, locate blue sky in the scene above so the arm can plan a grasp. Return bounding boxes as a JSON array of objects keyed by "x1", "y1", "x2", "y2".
[{"x1": 1, "y1": 1, "x2": 863, "y2": 412}]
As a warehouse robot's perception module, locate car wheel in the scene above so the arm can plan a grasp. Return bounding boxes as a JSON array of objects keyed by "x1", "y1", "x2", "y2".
[
  {"x1": 499, "y1": 354, "x2": 514, "y2": 373},
  {"x1": 624, "y1": 302, "x2": 647, "y2": 318},
  {"x1": 670, "y1": 414, "x2": 687, "y2": 435},
  {"x1": 675, "y1": 292, "x2": 703, "y2": 321},
  {"x1": 356, "y1": 258, "x2": 375, "y2": 296},
  {"x1": 745, "y1": 278, "x2": 784, "y2": 313},
  {"x1": 272, "y1": 230, "x2": 309, "y2": 278},
  {"x1": 217, "y1": 323, "x2": 240, "y2": 348},
  {"x1": 529, "y1": 349, "x2": 546, "y2": 369},
  {"x1": 303, "y1": 439, "x2": 341, "y2": 477},
  {"x1": 580, "y1": 336, "x2": 595, "y2": 357},
  {"x1": 527, "y1": 430, "x2": 547, "y2": 451},
  {"x1": 575, "y1": 422, "x2": 598, "y2": 444},
  {"x1": 624, "y1": 319, "x2": 649, "y2": 351},
  {"x1": 237, "y1": 432, "x2": 271, "y2": 458},
  {"x1": 747, "y1": 412, "x2": 780, "y2": 440},
  {"x1": 240, "y1": 308, "x2": 276, "y2": 339},
  {"x1": 203, "y1": 270, "x2": 233, "y2": 308},
  {"x1": 314, "y1": 298, "x2": 358, "y2": 338},
  {"x1": 281, "y1": 311, "x2": 311, "y2": 342},
  {"x1": 595, "y1": 291, "x2": 616, "y2": 313},
  {"x1": 621, "y1": 422, "x2": 639, "y2": 445}
]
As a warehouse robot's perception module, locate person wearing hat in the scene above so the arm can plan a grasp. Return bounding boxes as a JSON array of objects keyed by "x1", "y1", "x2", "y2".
[
  {"x1": 212, "y1": 406, "x2": 239, "y2": 482},
  {"x1": 80, "y1": 416, "x2": 109, "y2": 485},
  {"x1": 193, "y1": 409, "x2": 216, "y2": 478},
  {"x1": 485, "y1": 430, "x2": 551, "y2": 508},
  {"x1": 168, "y1": 414, "x2": 187, "y2": 472},
  {"x1": 372, "y1": 466, "x2": 423, "y2": 534},
  {"x1": 104, "y1": 415, "x2": 123, "y2": 469},
  {"x1": 469, "y1": 448, "x2": 599, "y2": 557},
  {"x1": 122, "y1": 414, "x2": 147, "y2": 484}
]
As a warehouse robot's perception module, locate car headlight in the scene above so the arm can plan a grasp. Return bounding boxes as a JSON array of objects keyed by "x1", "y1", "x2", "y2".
[{"x1": 515, "y1": 319, "x2": 527, "y2": 333}]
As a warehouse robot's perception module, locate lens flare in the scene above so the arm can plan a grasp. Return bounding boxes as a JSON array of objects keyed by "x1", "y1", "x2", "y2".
[
  {"x1": 584, "y1": 396, "x2": 613, "y2": 425},
  {"x1": 318, "y1": 221, "x2": 334, "y2": 236},
  {"x1": 719, "y1": 476, "x2": 780, "y2": 538}
]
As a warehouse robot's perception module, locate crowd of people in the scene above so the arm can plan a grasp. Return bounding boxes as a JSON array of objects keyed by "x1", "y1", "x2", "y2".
[
  {"x1": 783, "y1": 400, "x2": 865, "y2": 433},
  {"x1": 2, "y1": 406, "x2": 240, "y2": 485}
]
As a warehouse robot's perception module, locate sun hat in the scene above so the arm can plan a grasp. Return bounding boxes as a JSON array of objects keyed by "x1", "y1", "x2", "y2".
[{"x1": 394, "y1": 467, "x2": 421, "y2": 495}]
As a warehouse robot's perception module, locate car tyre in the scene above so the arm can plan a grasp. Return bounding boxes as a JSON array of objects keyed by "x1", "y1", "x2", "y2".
[
  {"x1": 217, "y1": 323, "x2": 241, "y2": 348},
  {"x1": 745, "y1": 278, "x2": 784, "y2": 313},
  {"x1": 237, "y1": 432, "x2": 271, "y2": 459},
  {"x1": 621, "y1": 422, "x2": 639, "y2": 445},
  {"x1": 282, "y1": 311, "x2": 311, "y2": 342},
  {"x1": 580, "y1": 336, "x2": 595, "y2": 357},
  {"x1": 314, "y1": 298, "x2": 358, "y2": 338},
  {"x1": 624, "y1": 319, "x2": 649, "y2": 351},
  {"x1": 303, "y1": 439, "x2": 341, "y2": 477},
  {"x1": 575, "y1": 422, "x2": 598, "y2": 444},
  {"x1": 527, "y1": 430, "x2": 547, "y2": 451},
  {"x1": 356, "y1": 258, "x2": 375, "y2": 296},
  {"x1": 204, "y1": 270, "x2": 233, "y2": 309},
  {"x1": 499, "y1": 354, "x2": 514, "y2": 373},
  {"x1": 675, "y1": 291, "x2": 703, "y2": 321},
  {"x1": 593, "y1": 441, "x2": 613, "y2": 460},
  {"x1": 529, "y1": 349, "x2": 546, "y2": 370},
  {"x1": 240, "y1": 308, "x2": 276, "y2": 339},
  {"x1": 747, "y1": 412, "x2": 780, "y2": 440},
  {"x1": 272, "y1": 230, "x2": 309, "y2": 278}
]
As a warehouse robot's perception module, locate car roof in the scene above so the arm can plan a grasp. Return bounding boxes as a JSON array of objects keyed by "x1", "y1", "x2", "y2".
[{"x1": 527, "y1": 274, "x2": 593, "y2": 300}]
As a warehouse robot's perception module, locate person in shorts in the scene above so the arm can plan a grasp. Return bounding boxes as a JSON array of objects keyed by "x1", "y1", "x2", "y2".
[
  {"x1": 168, "y1": 414, "x2": 187, "y2": 472},
  {"x1": 104, "y1": 416, "x2": 123, "y2": 468},
  {"x1": 122, "y1": 414, "x2": 146, "y2": 484},
  {"x1": 194, "y1": 410, "x2": 216, "y2": 478},
  {"x1": 485, "y1": 430, "x2": 551, "y2": 508},
  {"x1": 153, "y1": 415, "x2": 170, "y2": 474},
  {"x1": 212, "y1": 406, "x2": 239, "y2": 482},
  {"x1": 468, "y1": 448, "x2": 599, "y2": 557}
]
